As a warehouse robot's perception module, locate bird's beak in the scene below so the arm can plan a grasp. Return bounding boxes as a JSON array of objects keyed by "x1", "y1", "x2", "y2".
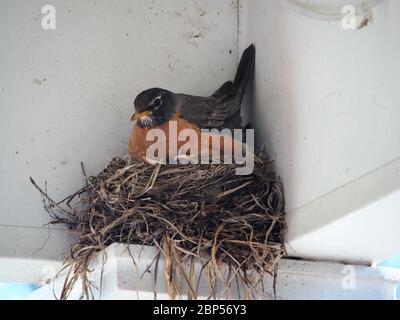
[{"x1": 131, "y1": 111, "x2": 150, "y2": 121}]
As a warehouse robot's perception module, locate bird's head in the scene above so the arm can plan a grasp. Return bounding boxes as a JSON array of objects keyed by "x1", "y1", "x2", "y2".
[{"x1": 131, "y1": 88, "x2": 175, "y2": 128}]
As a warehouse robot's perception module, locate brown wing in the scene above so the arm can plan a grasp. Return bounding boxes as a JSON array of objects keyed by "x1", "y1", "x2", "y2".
[{"x1": 177, "y1": 94, "x2": 241, "y2": 129}]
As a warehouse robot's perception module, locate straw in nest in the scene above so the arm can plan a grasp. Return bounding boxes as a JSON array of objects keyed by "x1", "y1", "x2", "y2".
[{"x1": 31, "y1": 155, "x2": 286, "y2": 300}]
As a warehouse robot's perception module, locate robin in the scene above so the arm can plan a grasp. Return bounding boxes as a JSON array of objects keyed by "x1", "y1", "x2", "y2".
[{"x1": 128, "y1": 44, "x2": 255, "y2": 163}]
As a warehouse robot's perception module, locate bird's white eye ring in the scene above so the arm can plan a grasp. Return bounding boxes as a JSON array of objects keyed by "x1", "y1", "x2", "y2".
[{"x1": 152, "y1": 96, "x2": 162, "y2": 110}]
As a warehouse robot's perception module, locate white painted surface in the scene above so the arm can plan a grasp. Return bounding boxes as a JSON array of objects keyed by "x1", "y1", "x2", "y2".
[
  {"x1": 239, "y1": 0, "x2": 400, "y2": 263},
  {"x1": 286, "y1": 157, "x2": 400, "y2": 264},
  {"x1": 0, "y1": 226, "x2": 74, "y2": 282},
  {"x1": 240, "y1": 0, "x2": 399, "y2": 213},
  {"x1": 282, "y1": 0, "x2": 384, "y2": 20},
  {"x1": 28, "y1": 244, "x2": 400, "y2": 300},
  {"x1": 0, "y1": 0, "x2": 238, "y2": 280}
]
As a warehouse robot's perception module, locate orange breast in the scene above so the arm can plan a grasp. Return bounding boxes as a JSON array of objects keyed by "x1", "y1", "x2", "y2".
[
  {"x1": 128, "y1": 113, "x2": 201, "y2": 162},
  {"x1": 128, "y1": 113, "x2": 245, "y2": 163}
]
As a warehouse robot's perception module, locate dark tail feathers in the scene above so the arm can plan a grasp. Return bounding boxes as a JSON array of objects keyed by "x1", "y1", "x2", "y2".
[{"x1": 232, "y1": 44, "x2": 255, "y2": 104}]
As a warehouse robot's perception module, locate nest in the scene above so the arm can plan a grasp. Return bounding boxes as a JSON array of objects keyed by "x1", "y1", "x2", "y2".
[{"x1": 31, "y1": 155, "x2": 286, "y2": 300}]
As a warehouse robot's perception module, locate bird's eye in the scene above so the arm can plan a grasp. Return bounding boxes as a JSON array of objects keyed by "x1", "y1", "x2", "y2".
[{"x1": 152, "y1": 96, "x2": 162, "y2": 109}]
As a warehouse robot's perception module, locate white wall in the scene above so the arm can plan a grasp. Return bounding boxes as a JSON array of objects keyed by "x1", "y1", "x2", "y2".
[
  {"x1": 0, "y1": 0, "x2": 238, "y2": 281},
  {"x1": 239, "y1": 0, "x2": 400, "y2": 263},
  {"x1": 286, "y1": 157, "x2": 400, "y2": 263}
]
